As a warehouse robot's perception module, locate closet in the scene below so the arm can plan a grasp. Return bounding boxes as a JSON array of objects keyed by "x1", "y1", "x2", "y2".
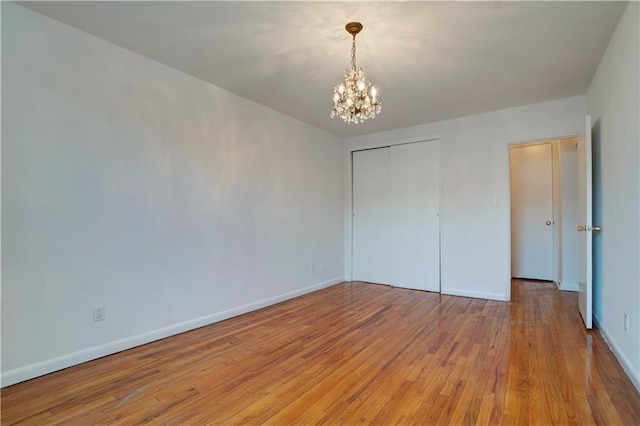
[{"x1": 352, "y1": 140, "x2": 440, "y2": 292}]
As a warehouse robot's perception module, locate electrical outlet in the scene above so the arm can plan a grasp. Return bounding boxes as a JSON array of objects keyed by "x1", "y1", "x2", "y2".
[
  {"x1": 93, "y1": 306, "x2": 105, "y2": 323},
  {"x1": 624, "y1": 313, "x2": 629, "y2": 333}
]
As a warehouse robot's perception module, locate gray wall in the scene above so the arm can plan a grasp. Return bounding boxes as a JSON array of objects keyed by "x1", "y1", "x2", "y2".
[
  {"x1": 1, "y1": 3, "x2": 345, "y2": 385},
  {"x1": 586, "y1": 1, "x2": 640, "y2": 390}
]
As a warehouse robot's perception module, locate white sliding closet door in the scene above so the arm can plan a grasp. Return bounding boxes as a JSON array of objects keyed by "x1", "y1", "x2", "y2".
[
  {"x1": 352, "y1": 148, "x2": 392, "y2": 285},
  {"x1": 352, "y1": 140, "x2": 440, "y2": 292},
  {"x1": 390, "y1": 141, "x2": 440, "y2": 291}
]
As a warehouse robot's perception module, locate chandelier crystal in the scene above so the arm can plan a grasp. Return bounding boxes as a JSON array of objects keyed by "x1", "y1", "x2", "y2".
[{"x1": 330, "y1": 22, "x2": 381, "y2": 124}]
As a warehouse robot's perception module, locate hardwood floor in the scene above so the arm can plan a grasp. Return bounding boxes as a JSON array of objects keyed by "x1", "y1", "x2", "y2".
[{"x1": 2, "y1": 280, "x2": 639, "y2": 425}]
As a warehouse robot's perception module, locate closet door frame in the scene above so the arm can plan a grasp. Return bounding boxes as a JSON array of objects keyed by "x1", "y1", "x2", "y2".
[{"x1": 345, "y1": 135, "x2": 442, "y2": 287}]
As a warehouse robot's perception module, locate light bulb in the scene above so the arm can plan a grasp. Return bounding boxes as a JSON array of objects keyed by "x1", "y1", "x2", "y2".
[
  {"x1": 338, "y1": 84, "x2": 345, "y2": 94},
  {"x1": 371, "y1": 86, "x2": 377, "y2": 98}
]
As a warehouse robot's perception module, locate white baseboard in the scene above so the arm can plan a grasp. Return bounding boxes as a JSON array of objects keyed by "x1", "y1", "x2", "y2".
[
  {"x1": 594, "y1": 316, "x2": 640, "y2": 393},
  {"x1": 1, "y1": 277, "x2": 344, "y2": 388},
  {"x1": 557, "y1": 280, "x2": 578, "y2": 292},
  {"x1": 441, "y1": 287, "x2": 509, "y2": 302}
]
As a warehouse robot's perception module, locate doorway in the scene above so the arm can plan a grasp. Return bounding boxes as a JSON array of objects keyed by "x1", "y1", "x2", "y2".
[
  {"x1": 509, "y1": 137, "x2": 579, "y2": 289},
  {"x1": 510, "y1": 142, "x2": 554, "y2": 281}
]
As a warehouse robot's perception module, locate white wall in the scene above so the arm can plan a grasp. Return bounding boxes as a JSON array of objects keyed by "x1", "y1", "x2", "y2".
[
  {"x1": 586, "y1": 2, "x2": 640, "y2": 390},
  {"x1": 1, "y1": 3, "x2": 344, "y2": 386},
  {"x1": 345, "y1": 96, "x2": 587, "y2": 301}
]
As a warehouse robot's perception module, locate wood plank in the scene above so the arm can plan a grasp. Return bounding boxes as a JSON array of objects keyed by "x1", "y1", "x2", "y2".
[{"x1": 2, "y1": 280, "x2": 639, "y2": 425}]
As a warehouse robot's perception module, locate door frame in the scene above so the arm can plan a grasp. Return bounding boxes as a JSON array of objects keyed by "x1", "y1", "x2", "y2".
[
  {"x1": 344, "y1": 135, "x2": 441, "y2": 289},
  {"x1": 507, "y1": 132, "x2": 580, "y2": 292}
]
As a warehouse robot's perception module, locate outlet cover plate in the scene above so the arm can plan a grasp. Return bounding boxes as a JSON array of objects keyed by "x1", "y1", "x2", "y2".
[{"x1": 94, "y1": 306, "x2": 105, "y2": 322}]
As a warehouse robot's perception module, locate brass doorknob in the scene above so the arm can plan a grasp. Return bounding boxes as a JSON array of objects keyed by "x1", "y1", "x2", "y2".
[
  {"x1": 593, "y1": 225, "x2": 601, "y2": 232},
  {"x1": 577, "y1": 225, "x2": 587, "y2": 232},
  {"x1": 545, "y1": 221, "x2": 552, "y2": 226}
]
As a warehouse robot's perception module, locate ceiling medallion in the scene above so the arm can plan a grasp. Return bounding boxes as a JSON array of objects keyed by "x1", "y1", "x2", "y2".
[{"x1": 330, "y1": 22, "x2": 381, "y2": 124}]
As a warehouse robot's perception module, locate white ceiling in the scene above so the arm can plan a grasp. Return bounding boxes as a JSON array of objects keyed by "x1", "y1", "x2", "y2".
[{"x1": 20, "y1": 1, "x2": 627, "y2": 138}]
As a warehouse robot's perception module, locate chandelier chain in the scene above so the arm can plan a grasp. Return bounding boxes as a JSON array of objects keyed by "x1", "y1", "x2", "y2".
[{"x1": 351, "y1": 35, "x2": 357, "y2": 71}]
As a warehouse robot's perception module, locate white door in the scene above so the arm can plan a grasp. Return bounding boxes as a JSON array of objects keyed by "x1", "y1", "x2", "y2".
[
  {"x1": 510, "y1": 143, "x2": 555, "y2": 280},
  {"x1": 578, "y1": 115, "x2": 593, "y2": 329},
  {"x1": 352, "y1": 141, "x2": 440, "y2": 291},
  {"x1": 352, "y1": 148, "x2": 391, "y2": 285},
  {"x1": 389, "y1": 141, "x2": 440, "y2": 291}
]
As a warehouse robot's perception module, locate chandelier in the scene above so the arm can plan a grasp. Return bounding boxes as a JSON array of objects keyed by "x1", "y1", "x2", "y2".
[{"x1": 330, "y1": 22, "x2": 381, "y2": 124}]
